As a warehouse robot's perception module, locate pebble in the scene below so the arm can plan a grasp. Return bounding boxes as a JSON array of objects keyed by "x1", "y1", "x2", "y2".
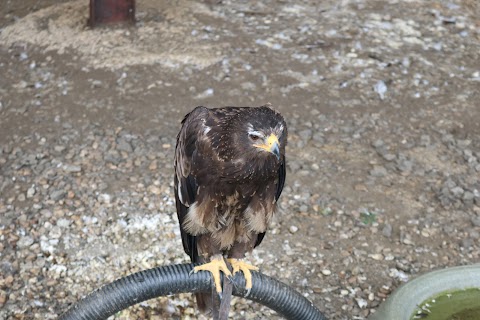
[
  {"x1": 1, "y1": 2, "x2": 479, "y2": 320},
  {"x1": 382, "y1": 223, "x2": 392, "y2": 238},
  {"x1": 17, "y1": 236, "x2": 34, "y2": 248},
  {"x1": 116, "y1": 138, "x2": 133, "y2": 153},
  {"x1": 27, "y1": 186, "x2": 36, "y2": 198},
  {"x1": 382, "y1": 153, "x2": 396, "y2": 161},
  {"x1": 63, "y1": 164, "x2": 82, "y2": 173},
  {"x1": 370, "y1": 165, "x2": 387, "y2": 177},
  {"x1": 50, "y1": 190, "x2": 66, "y2": 201},
  {"x1": 356, "y1": 298, "x2": 368, "y2": 308},
  {"x1": 321, "y1": 269, "x2": 332, "y2": 276},
  {"x1": 373, "y1": 80, "x2": 387, "y2": 100},
  {"x1": 451, "y1": 186, "x2": 464, "y2": 197},
  {"x1": 312, "y1": 132, "x2": 324, "y2": 143},
  {"x1": 471, "y1": 217, "x2": 480, "y2": 227},
  {"x1": 0, "y1": 290, "x2": 6, "y2": 306},
  {"x1": 369, "y1": 253, "x2": 384, "y2": 261}
]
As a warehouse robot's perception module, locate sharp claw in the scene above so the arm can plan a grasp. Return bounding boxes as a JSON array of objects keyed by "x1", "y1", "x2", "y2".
[
  {"x1": 192, "y1": 256, "x2": 233, "y2": 294},
  {"x1": 227, "y1": 258, "x2": 258, "y2": 295}
]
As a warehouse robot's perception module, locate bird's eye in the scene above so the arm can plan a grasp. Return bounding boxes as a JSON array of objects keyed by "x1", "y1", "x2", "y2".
[{"x1": 249, "y1": 133, "x2": 261, "y2": 141}]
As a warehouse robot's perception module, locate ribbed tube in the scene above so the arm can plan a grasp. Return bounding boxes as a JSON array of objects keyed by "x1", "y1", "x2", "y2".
[{"x1": 59, "y1": 263, "x2": 327, "y2": 320}]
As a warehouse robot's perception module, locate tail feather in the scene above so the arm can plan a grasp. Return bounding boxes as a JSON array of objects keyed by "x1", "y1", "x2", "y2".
[
  {"x1": 218, "y1": 279, "x2": 233, "y2": 320},
  {"x1": 196, "y1": 282, "x2": 232, "y2": 319},
  {"x1": 194, "y1": 254, "x2": 211, "y2": 313},
  {"x1": 194, "y1": 256, "x2": 233, "y2": 320},
  {"x1": 195, "y1": 292, "x2": 211, "y2": 313}
]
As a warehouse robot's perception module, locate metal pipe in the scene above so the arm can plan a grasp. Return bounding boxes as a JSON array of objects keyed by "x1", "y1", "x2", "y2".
[{"x1": 89, "y1": 0, "x2": 135, "y2": 27}]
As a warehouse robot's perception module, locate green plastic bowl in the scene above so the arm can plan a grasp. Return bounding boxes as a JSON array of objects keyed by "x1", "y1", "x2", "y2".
[{"x1": 369, "y1": 264, "x2": 480, "y2": 320}]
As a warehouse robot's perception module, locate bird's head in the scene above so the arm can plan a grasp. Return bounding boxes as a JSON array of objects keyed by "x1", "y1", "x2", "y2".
[
  {"x1": 242, "y1": 106, "x2": 287, "y2": 162},
  {"x1": 247, "y1": 129, "x2": 282, "y2": 160},
  {"x1": 208, "y1": 105, "x2": 287, "y2": 166}
]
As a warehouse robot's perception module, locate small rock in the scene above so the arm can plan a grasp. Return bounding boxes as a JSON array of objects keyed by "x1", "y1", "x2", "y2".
[
  {"x1": 54, "y1": 145, "x2": 66, "y2": 152},
  {"x1": 148, "y1": 185, "x2": 162, "y2": 195},
  {"x1": 370, "y1": 165, "x2": 387, "y2": 177},
  {"x1": 241, "y1": 82, "x2": 256, "y2": 90},
  {"x1": 97, "y1": 193, "x2": 111, "y2": 204},
  {"x1": 4, "y1": 275, "x2": 14, "y2": 286},
  {"x1": 463, "y1": 191, "x2": 474, "y2": 201},
  {"x1": 63, "y1": 164, "x2": 81, "y2": 173},
  {"x1": 104, "y1": 152, "x2": 121, "y2": 164},
  {"x1": 116, "y1": 138, "x2": 133, "y2": 153},
  {"x1": 356, "y1": 298, "x2": 368, "y2": 308},
  {"x1": 49, "y1": 226, "x2": 62, "y2": 239},
  {"x1": 421, "y1": 228, "x2": 431, "y2": 237},
  {"x1": 50, "y1": 190, "x2": 66, "y2": 201},
  {"x1": 17, "y1": 236, "x2": 34, "y2": 248},
  {"x1": 419, "y1": 135, "x2": 431, "y2": 146},
  {"x1": 382, "y1": 153, "x2": 396, "y2": 161},
  {"x1": 354, "y1": 184, "x2": 368, "y2": 192},
  {"x1": 299, "y1": 205, "x2": 308, "y2": 212},
  {"x1": 369, "y1": 253, "x2": 384, "y2": 261},
  {"x1": 289, "y1": 225, "x2": 299, "y2": 234},
  {"x1": 389, "y1": 268, "x2": 409, "y2": 282},
  {"x1": 27, "y1": 186, "x2": 36, "y2": 198},
  {"x1": 471, "y1": 216, "x2": 480, "y2": 227},
  {"x1": 0, "y1": 290, "x2": 6, "y2": 307},
  {"x1": 148, "y1": 161, "x2": 158, "y2": 171},
  {"x1": 56, "y1": 218, "x2": 72, "y2": 228},
  {"x1": 451, "y1": 186, "x2": 464, "y2": 197},
  {"x1": 321, "y1": 269, "x2": 332, "y2": 276},
  {"x1": 374, "y1": 80, "x2": 387, "y2": 100},
  {"x1": 396, "y1": 157, "x2": 413, "y2": 173},
  {"x1": 196, "y1": 88, "x2": 214, "y2": 99},
  {"x1": 372, "y1": 139, "x2": 384, "y2": 149},
  {"x1": 312, "y1": 132, "x2": 324, "y2": 143},
  {"x1": 382, "y1": 223, "x2": 393, "y2": 238}
]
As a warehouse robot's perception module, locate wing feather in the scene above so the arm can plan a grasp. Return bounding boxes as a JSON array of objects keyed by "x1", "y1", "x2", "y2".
[
  {"x1": 254, "y1": 154, "x2": 286, "y2": 248},
  {"x1": 174, "y1": 106, "x2": 210, "y2": 261}
]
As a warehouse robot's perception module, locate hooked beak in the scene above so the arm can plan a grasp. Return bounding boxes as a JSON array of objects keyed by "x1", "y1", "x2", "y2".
[
  {"x1": 270, "y1": 140, "x2": 280, "y2": 160},
  {"x1": 255, "y1": 133, "x2": 281, "y2": 160}
]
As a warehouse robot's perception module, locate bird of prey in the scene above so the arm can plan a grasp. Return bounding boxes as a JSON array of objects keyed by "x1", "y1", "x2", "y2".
[{"x1": 174, "y1": 105, "x2": 287, "y2": 313}]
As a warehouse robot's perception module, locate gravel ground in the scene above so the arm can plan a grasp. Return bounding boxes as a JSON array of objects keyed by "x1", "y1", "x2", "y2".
[{"x1": 0, "y1": 0, "x2": 479, "y2": 319}]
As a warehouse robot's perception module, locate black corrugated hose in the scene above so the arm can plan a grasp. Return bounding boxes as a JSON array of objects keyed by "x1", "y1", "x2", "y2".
[{"x1": 59, "y1": 263, "x2": 327, "y2": 320}]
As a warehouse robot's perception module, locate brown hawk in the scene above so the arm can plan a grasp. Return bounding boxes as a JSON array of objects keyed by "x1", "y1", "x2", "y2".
[{"x1": 174, "y1": 105, "x2": 287, "y2": 312}]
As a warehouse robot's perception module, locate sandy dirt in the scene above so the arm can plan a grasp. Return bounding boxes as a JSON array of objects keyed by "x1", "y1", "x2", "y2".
[{"x1": 0, "y1": 0, "x2": 479, "y2": 319}]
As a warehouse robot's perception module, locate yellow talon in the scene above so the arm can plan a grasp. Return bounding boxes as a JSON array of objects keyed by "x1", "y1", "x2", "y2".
[
  {"x1": 193, "y1": 255, "x2": 232, "y2": 293},
  {"x1": 227, "y1": 258, "x2": 259, "y2": 291}
]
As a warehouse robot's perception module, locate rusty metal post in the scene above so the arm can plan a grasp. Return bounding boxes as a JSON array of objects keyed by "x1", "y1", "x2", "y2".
[{"x1": 89, "y1": 0, "x2": 135, "y2": 27}]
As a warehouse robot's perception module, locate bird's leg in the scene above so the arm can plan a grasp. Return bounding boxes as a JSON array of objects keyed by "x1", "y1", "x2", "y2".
[
  {"x1": 192, "y1": 254, "x2": 232, "y2": 294},
  {"x1": 227, "y1": 240, "x2": 259, "y2": 294},
  {"x1": 227, "y1": 258, "x2": 259, "y2": 293}
]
